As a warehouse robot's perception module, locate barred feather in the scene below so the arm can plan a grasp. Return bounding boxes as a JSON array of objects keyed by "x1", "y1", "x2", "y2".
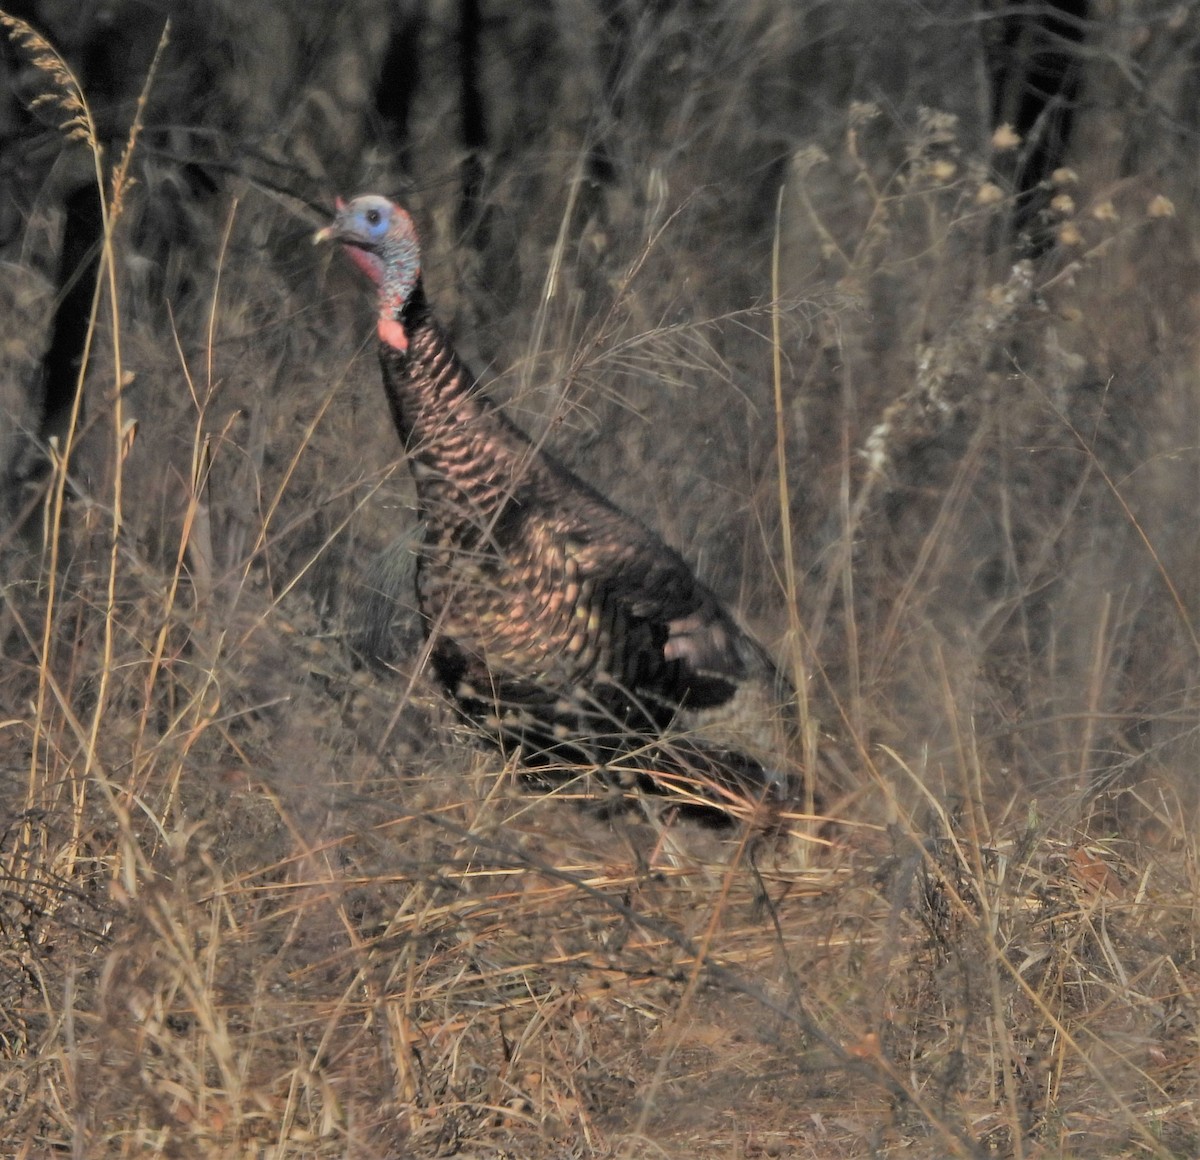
[{"x1": 320, "y1": 195, "x2": 807, "y2": 807}]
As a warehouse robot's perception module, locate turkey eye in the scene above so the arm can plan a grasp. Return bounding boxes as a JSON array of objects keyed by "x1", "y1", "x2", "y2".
[{"x1": 365, "y1": 208, "x2": 381, "y2": 226}]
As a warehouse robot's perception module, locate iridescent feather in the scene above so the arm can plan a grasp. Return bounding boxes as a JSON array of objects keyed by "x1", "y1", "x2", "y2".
[{"x1": 318, "y1": 195, "x2": 807, "y2": 809}]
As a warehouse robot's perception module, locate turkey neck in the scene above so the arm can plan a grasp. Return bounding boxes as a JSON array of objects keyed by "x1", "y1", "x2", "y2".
[{"x1": 378, "y1": 278, "x2": 536, "y2": 520}]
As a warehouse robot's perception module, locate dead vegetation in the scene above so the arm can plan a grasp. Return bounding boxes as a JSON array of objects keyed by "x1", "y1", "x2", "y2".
[{"x1": 2, "y1": 2, "x2": 1200, "y2": 1156}]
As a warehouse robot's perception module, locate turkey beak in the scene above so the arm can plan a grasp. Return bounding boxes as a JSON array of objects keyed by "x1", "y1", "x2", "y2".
[{"x1": 313, "y1": 197, "x2": 348, "y2": 245}]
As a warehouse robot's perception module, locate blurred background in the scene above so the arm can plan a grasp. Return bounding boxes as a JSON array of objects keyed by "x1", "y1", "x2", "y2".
[
  {"x1": 5, "y1": 0, "x2": 1197, "y2": 825},
  {"x1": 2, "y1": 2, "x2": 1199, "y2": 1155}
]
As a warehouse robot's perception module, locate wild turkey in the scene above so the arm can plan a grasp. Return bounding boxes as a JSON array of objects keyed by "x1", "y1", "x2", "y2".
[{"x1": 317, "y1": 194, "x2": 809, "y2": 810}]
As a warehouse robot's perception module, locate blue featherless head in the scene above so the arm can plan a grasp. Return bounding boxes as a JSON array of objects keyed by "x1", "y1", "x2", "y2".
[{"x1": 315, "y1": 195, "x2": 421, "y2": 322}]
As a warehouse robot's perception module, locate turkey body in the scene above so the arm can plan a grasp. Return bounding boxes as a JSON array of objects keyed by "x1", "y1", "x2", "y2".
[{"x1": 318, "y1": 195, "x2": 799, "y2": 805}]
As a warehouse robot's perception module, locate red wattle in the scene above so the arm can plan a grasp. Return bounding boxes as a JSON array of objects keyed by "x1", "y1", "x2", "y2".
[
  {"x1": 346, "y1": 245, "x2": 384, "y2": 287},
  {"x1": 378, "y1": 316, "x2": 409, "y2": 352}
]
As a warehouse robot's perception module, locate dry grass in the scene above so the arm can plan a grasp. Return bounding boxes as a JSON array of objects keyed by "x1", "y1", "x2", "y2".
[{"x1": 3, "y1": 4, "x2": 1200, "y2": 1157}]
